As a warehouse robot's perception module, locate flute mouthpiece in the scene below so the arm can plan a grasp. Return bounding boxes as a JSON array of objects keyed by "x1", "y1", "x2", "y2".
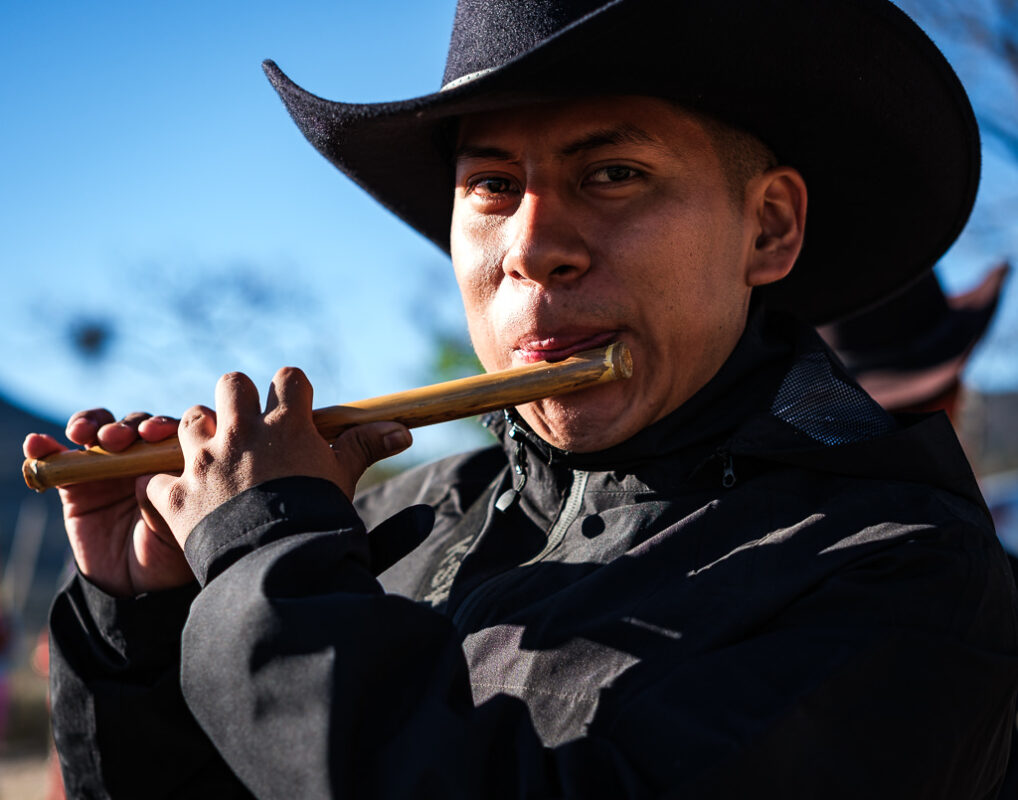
[{"x1": 606, "y1": 341, "x2": 633, "y2": 380}]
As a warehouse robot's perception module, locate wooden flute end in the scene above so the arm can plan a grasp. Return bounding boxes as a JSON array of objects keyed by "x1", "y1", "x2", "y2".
[
  {"x1": 22, "y1": 458, "x2": 43, "y2": 493},
  {"x1": 23, "y1": 437, "x2": 186, "y2": 493}
]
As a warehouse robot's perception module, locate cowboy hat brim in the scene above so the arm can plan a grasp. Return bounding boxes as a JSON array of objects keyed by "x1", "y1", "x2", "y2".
[{"x1": 263, "y1": 0, "x2": 979, "y2": 326}]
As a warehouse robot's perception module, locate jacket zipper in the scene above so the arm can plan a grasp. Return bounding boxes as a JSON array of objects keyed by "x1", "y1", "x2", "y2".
[
  {"x1": 520, "y1": 470, "x2": 588, "y2": 565},
  {"x1": 450, "y1": 468, "x2": 589, "y2": 631},
  {"x1": 721, "y1": 451, "x2": 737, "y2": 488},
  {"x1": 495, "y1": 414, "x2": 528, "y2": 512}
]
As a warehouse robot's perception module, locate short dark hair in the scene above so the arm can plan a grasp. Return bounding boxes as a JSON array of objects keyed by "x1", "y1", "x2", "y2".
[{"x1": 694, "y1": 111, "x2": 779, "y2": 203}]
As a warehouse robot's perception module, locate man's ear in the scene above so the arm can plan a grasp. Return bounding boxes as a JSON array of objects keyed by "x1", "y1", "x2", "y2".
[{"x1": 744, "y1": 167, "x2": 807, "y2": 287}]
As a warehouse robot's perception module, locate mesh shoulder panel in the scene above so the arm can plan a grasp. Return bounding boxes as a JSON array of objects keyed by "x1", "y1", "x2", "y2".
[{"x1": 770, "y1": 352, "x2": 896, "y2": 446}]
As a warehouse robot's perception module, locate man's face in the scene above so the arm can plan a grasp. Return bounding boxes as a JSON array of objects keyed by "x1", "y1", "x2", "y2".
[{"x1": 451, "y1": 96, "x2": 763, "y2": 452}]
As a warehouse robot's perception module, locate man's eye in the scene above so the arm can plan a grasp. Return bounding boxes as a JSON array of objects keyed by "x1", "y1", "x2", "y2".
[
  {"x1": 469, "y1": 176, "x2": 516, "y2": 196},
  {"x1": 586, "y1": 165, "x2": 641, "y2": 184}
]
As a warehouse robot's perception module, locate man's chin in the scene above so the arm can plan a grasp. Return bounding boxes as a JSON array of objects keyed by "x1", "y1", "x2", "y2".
[{"x1": 516, "y1": 391, "x2": 640, "y2": 453}]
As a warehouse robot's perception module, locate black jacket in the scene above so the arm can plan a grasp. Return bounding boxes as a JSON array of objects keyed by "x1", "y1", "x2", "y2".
[{"x1": 49, "y1": 308, "x2": 1018, "y2": 799}]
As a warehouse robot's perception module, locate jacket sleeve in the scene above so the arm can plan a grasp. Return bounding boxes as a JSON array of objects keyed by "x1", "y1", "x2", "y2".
[
  {"x1": 48, "y1": 573, "x2": 254, "y2": 799},
  {"x1": 179, "y1": 477, "x2": 650, "y2": 800}
]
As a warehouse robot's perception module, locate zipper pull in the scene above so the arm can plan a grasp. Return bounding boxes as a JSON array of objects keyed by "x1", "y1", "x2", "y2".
[
  {"x1": 495, "y1": 470, "x2": 525, "y2": 512},
  {"x1": 496, "y1": 416, "x2": 528, "y2": 512},
  {"x1": 720, "y1": 452, "x2": 736, "y2": 489}
]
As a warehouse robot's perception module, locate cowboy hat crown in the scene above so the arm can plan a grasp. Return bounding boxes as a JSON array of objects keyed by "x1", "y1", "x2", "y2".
[{"x1": 441, "y1": 0, "x2": 614, "y2": 90}]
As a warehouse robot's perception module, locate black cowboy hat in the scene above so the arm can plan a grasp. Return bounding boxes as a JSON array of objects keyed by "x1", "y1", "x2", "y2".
[
  {"x1": 263, "y1": 0, "x2": 979, "y2": 326},
  {"x1": 819, "y1": 263, "x2": 1009, "y2": 410}
]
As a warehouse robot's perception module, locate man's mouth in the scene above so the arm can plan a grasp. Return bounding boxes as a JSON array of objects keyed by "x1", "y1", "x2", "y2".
[{"x1": 514, "y1": 330, "x2": 622, "y2": 363}]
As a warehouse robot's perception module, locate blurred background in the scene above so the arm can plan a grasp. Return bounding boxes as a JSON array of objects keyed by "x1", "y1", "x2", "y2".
[{"x1": 1, "y1": 1, "x2": 1016, "y2": 795}]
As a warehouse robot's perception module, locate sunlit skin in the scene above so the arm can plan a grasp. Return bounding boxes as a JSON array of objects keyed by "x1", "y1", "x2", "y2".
[
  {"x1": 450, "y1": 95, "x2": 807, "y2": 452},
  {"x1": 21, "y1": 94, "x2": 805, "y2": 596}
]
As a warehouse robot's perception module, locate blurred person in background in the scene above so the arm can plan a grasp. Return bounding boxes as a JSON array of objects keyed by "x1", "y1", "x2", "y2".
[{"x1": 819, "y1": 263, "x2": 1009, "y2": 422}]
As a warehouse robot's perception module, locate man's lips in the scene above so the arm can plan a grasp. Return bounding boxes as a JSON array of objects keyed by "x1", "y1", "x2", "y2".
[{"x1": 514, "y1": 331, "x2": 621, "y2": 363}]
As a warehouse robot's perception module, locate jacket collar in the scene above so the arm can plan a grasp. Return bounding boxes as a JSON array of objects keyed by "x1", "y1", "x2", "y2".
[
  {"x1": 489, "y1": 302, "x2": 803, "y2": 471},
  {"x1": 485, "y1": 302, "x2": 988, "y2": 519}
]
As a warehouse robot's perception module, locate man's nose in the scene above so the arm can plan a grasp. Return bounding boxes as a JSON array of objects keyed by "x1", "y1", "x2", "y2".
[{"x1": 502, "y1": 191, "x2": 591, "y2": 287}]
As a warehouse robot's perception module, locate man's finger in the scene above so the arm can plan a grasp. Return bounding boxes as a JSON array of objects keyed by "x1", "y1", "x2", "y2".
[
  {"x1": 143, "y1": 472, "x2": 188, "y2": 545},
  {"x1": 214, "y1": 372, "x2": 261, "y2": 431},
  {"x1": 136, "y1": 474, "x2": 176, "y2": 541},
  {"x1": 330, "y1": 422, "x2": 412, "y2": 498},
  {"x1": 178, "y1": 405, "x2": 217, "y2": 459},
  {"x1": 66, "y1": 408, "x2": 117, "y2": 446},
  {"x1": 137, "y1": 416, "x2": 181, "y2": 443},
  {"x1": 264, "y1": 367, "x2": 313, "y2": 420},
  {"x1": 22, "y1": 432, "x2": 67, "y2": 459},
  {"x1": 96, "y1": 412, "x2": 153, "y2": 453}
]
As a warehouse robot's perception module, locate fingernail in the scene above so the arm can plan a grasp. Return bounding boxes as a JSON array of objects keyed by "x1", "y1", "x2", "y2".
[{"x1": 383, "y1": 430, "x2": 411, "y2": 453}]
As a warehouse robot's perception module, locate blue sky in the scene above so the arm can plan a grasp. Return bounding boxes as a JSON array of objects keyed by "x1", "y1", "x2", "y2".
[
  {"x1": 1, "y1": 0, "x2": 474, "y2": 462},
  {"x1": 2, "y1": 1, "x2": 1016, "y2": 465}
]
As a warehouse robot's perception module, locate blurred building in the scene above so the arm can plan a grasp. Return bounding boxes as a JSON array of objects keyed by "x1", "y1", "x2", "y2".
[
  {"x1": 959, "y1": 389, "x2": 1018, "y2": 557},
  {"x1": 958, "y1": 389, "x2": 1018, "y2": 477}
]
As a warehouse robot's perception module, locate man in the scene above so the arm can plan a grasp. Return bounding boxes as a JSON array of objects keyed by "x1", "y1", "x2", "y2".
[{"x1": 23, "y1": 1, "x2": 1018, "y2": 797}]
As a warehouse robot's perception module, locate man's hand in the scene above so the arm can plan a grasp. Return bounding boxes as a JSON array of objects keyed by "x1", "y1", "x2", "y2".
[
  {"x1": 146, "y1": 367, "x2": 412, "y2": 547},
  {"x1": 23, "y1": 411, "x2": 192, "y2": 597}
]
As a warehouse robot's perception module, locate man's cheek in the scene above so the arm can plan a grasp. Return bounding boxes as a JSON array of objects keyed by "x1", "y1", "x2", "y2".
[
  {"x1": 454, "y1": 255, "x2": 503, "y2": 319},
  {"x1": 463, "y1": 315, "x2": 503, "y2": 372}
]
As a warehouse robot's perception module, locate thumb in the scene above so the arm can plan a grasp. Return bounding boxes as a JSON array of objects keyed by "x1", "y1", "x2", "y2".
[
  {"x1": 141, "y1": 473, "x2": 185, "y2": 544},
  {"x1": 331, "y1": 422, "x2": 412, "y2": 497}
]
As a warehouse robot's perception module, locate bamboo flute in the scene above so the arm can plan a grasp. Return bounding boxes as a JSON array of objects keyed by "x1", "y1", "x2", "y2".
[{"x1": 23, "y1": 342, "x2": 632, "y2": 492}]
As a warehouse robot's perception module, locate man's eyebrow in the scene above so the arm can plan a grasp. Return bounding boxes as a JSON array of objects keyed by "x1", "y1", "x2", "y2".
[
  {"x1": 454, "y1": 145, "x2": 516, "y2": 163},
  {"x1": 454, "y1": 125, "x2": 665, "y2": 164},
  {"x1": 558, "y1": 125, "x2": 662, "y2": 156}
]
